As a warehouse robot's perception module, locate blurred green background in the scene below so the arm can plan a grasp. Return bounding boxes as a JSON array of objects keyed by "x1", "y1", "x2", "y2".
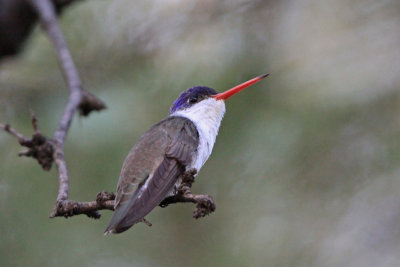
[{"x1": 1, "y1": 0, "x2": 400, "y2": 266}]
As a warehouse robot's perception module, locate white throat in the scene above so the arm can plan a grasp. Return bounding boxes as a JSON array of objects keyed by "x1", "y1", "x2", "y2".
[{"x1": 170, "y1": 98, "x2": 226, "y2": 171}]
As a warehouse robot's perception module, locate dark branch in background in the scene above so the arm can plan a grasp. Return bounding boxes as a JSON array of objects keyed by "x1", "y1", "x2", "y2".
[
  {"x1": 0, "y1": 0, "x2": 81, "y2": 60},
  {"x1": 0, "y1": 0, "x2": 215, "y2": 223}
]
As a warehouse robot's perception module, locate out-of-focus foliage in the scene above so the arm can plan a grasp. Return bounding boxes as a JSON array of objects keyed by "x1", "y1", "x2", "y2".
[{"x1": 1, "y1": 0, "x2": 400, "y2": 266}]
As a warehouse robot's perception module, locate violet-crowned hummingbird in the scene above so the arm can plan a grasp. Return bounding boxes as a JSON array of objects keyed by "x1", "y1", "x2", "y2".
[{"x1": 105, "y1": 74, "x2": 268, "y2": 234}]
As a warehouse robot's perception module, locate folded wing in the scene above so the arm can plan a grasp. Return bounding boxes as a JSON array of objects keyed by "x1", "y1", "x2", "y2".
[{"x1": 105, "y1": 116, "x2": 198, "y2": 234}]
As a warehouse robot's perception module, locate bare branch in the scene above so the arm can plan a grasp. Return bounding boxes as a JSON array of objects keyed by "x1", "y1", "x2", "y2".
[
  {"x1": 26, "y1": 0, "x2": 105, "y2": 214},
  {"x1": 50, "y1": 191, "x2": 115, "y2": 219},
  {"x1": 26, "y1": 0, "x2": 79, "y2": 206},
  {"x1": 0, "y1": 123, "x2": 30, "y2": 145},
  {"x1": 30, "y1": 109, "x2": 40, "y2": 133}
]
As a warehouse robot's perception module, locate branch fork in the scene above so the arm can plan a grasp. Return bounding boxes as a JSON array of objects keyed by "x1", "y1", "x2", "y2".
[{"x1": 0, "y1": 111, "x2": 54, "y2": 170}]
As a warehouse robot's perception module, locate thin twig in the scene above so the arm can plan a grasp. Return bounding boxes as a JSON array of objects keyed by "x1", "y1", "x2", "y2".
[
  {"x1": 0, "y1": 123, "x2": 29, "y2": 145},
  {"x1": 54, "y1": 191, "x2": 116, "y2": 219},
  {"x1": 30, "y1": 109, "x2": 40, "y2": 133}
]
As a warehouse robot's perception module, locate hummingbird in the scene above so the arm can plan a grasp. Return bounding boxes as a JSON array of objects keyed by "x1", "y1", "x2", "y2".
[{"x1": 104, "y1": 74, "x2": 268, "y2": 234}]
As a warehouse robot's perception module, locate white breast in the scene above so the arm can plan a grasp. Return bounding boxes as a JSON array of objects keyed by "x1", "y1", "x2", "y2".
[{"x1": 170, "y1": 98, "x2": 226, "y2": 172}]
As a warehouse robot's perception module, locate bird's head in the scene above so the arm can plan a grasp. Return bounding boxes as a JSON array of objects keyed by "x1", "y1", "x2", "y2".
[
  {"x1": 170, "y1": 86, "x2": 218, "y2": 114},
  {"x1": 169, "y1": 74, "x2": 269, "y2": 114}
]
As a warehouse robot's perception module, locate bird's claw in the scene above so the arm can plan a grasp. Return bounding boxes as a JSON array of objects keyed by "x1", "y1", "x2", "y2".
[{"x1": 181, "y1": 168, "x2": 197, "y2": 187}]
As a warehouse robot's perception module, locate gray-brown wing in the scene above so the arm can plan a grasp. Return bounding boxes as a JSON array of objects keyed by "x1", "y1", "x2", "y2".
[
  {"x1": 105, "y1": 116, "x2": 198, "y2": 234},
  {"x1": 113, "y1": 120, "x2": 170, "y2": 209}
]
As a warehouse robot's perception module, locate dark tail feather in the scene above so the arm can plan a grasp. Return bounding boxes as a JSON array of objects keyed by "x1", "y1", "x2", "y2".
[
  {"x1": 105, "y1": 158, "x2": 183, "y2": 235},
  {"x1": 104, "y1": 202, "x2": 132, "y2": 235},
  {"x1": 104, "y1": 224, "x2": 132, "y2": 235}
]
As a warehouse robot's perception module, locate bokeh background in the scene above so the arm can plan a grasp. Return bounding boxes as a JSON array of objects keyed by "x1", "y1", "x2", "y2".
[{"x1": 1, "y1": 0, "x2": 400, "y2": 266}]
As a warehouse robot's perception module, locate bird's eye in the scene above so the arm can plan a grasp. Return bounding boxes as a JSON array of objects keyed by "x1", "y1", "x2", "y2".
[{"x1": 188, "y1": 96, "x2": 198, "y2": 103}]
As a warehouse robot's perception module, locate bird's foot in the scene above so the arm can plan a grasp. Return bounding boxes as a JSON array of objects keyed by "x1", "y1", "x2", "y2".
[
  {"x1": 181, "y1": 168, "x2": 197, "y2": 187},
  {"x1": 176, "y1": 168, "x2": 197, "y2": 195},
  {"x1": 159, "y1": 196, "x2": 176, "y2": 208}
]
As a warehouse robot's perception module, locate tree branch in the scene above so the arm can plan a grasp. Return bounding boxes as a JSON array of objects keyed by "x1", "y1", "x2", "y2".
[
  {"x1": 53, "y1": 191, "x2": 115, "y2": 219},
  {"x1": 26, "y1": 0, "x2": 106, "y2": 217},
  {"x1": 0, "y1": 123, "x2": 29, "y2": 145},
  {"x1": 1, "y1": 0, "x2": 104, "y2": 218}
]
